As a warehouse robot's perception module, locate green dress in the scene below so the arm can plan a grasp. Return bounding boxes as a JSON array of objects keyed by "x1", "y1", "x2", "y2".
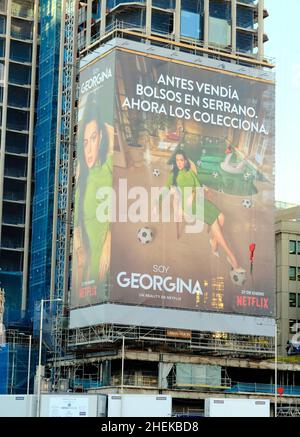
[
  {"x1": 165, "y1": 169, "x2": 220, "y2": 225},
  {"x1": 75, "y1": 155, "x2": 113, "y2": 288}
]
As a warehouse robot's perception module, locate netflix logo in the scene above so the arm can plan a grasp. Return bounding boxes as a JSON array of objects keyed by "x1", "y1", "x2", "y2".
[
  {"x1": 236, "y1": 295, "x2": 269, "y2": 309},
  {"x1": 79, "y1": 285, "x2": 97, "y2": 299}
]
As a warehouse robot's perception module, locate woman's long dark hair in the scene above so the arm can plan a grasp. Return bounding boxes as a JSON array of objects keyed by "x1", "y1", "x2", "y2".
[
  {"x1": 168, "y1": 147, "x2": 191, "y2": 186},
  {"x1": 77, "y1": 93, "x2": 109, "y2": 266}
]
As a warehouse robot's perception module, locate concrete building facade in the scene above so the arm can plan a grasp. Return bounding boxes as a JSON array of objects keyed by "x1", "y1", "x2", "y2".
[
  {"x1": 276, "y1": 206, "x2": 300, "y2": 357},
  {"x1": 0, "y1": 0, "x2": 38, "y2": 327}
]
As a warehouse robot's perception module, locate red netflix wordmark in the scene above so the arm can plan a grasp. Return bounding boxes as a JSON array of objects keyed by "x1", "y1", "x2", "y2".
[
  {"x1": 79, "y1": 286, "x2": 97, "y2": 299},
  {"x1": 236, "y1": 296, "x2": 269, "y2": 309}
]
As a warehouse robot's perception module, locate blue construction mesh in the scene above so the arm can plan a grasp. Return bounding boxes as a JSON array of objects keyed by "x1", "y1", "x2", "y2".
[
  {"x1": 0, "y1": 273, "x2": 22, "y2": 325},
  {"x1": 0, "y1": 343, "x2": 38, "y2": 394},
  {"x1": 0, "y1": 345, "x2": 9, "y2": 394},
  {"x1": 28, "y1": 0, "x2": 62, "y2": 320}
]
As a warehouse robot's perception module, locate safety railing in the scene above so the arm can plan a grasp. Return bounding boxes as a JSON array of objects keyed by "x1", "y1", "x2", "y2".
[
  {"x1": 8, "y1": 75, "x2": 31, "y2": 87},
  {"x1": 169, "y1": 375, "x2": 231, "y2": 391},
  {"x1": 10, "y1": 30, "x2": 33, "y2": 41},
  {"x1": 1, "y1": 239, "x2": 24, "y2": 250},
  {"x1": 4, "y1": 168, "x2": 27, "y2": 178},
  {"x1": 226, "y1": 383, "x2": 300, "y2": 397},
  {"x1": 6, "y1": 144, "x2": 28, "y2": 154},
  {"x1": 10, "y1": 52, "x2": 32, "y2": 64},
  {"x1": 0, "y1": 0, "x2": 6, "y2": 14},
  {"x1": 3, "y1": 192, "x2": 26, "y2": 202},
  {"x1": 11, "y1": 6, "x2": 34, "y2": 20},
  {"x1": 111, "y1": 372, "x2": 158, "y2": 388},
  {"x1": 84, "y1": 19, "x2": 275, "y2": 66},
  {"x1": 70, "y1": 374, "x2": 300, "y2": 397},
  {"x1": 68, "y1": 324, "x2": 274, "y2": 356},
  {"x1": 2, "y1": 215, "x2": 25, "y2": 226},
  {"x1": 70, "y1": 378, "x2": 103, "y2": 391}
]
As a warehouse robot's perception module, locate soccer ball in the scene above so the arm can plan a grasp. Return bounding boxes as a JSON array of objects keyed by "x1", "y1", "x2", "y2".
[
  {"x1": 212, "y1": 172, "x2": 219, "y2": 178},
  {"x1": 137, "y1": 227, "x2": 153, "y2": 244},
  {"x1": 197, "y1": 160, "x2": 202, "y2": 167},
  {"x1": 230, "y1": 268, "x2": 246, "y2": 286},
  {"x1": 153, "y1": 168, "x2": 160, "y2": 177},
  {"x1": 242, "y1": 199, "x2": 252, "y2": 209}
]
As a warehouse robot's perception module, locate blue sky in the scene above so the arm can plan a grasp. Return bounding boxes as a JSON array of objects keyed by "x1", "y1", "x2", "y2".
[{"x1": 264, "y1": 0, "x2": 300, "y2": 205}]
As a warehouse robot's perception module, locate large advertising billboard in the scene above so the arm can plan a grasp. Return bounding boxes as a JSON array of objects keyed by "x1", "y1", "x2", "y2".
[{"x1": 71, "y1": 49, "x2": 275, "y2": 322}]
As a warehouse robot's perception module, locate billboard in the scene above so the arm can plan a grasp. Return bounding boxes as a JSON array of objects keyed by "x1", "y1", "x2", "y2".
[{"x1": 71, "y1": 49, "x2": 275, "y2": 323}]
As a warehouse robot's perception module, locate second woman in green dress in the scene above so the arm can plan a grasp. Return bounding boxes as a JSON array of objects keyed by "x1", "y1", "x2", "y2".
[{"x1": 164, "y1": 148, "x2": 245, "y2": 276}]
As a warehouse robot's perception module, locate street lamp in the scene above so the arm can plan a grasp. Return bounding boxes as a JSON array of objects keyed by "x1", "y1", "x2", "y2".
[
  {"x1": 121, "y1": 336, "x2": 125, "y2": 394},
  {"x1": 274, "y1": 321, "x2": 278, "y2": 418},
  {"x1": 258, "y1": 319, "x2": 277, "y2": 417},
  {"x1": 37, "y1": 298, "x2": 62, "y2": 418},
  {"x1": 19, "y1": 333, "x2": 32, "y2": 395}
]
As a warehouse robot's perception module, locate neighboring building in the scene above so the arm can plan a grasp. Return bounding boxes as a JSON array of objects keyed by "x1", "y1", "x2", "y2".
[
  {"x1": 276, "y1": 201, "x2": 298, "y2": 211},
  {"x1": 6, "y1": 0, "x2": 300, "y2": 417},
  {"x1": 0, "y1": 0, "x2": 38, "y2": 326},
  {"x1": 276, "y1": 206, "x2": 300, "y2": 356},
  {"x1": 0, "y1": 0, "x2": 38, "y2": 394}
]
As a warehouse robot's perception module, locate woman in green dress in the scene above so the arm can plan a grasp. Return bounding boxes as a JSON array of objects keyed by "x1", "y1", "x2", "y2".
[
  {"x1": 165, "y1": 149, "x2": 244, "y2": 274},
  {"x1": 73, "y1": 94, "x2": 114, "y2": 299}
]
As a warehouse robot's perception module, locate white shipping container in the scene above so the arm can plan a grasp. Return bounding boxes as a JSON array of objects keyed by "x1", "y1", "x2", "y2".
[
  {"x1": 107, "y1": 394, "x2": 172, "y2": 417},
  {"x1": 0, "y1": 395, "x2": 37, "y2": 417},
  {"x1": 205, "y1": 398, "x2": 270, "y2": 417},
  {"x1": 40, "y1": 394, "x2": 106, "y2": 417}
]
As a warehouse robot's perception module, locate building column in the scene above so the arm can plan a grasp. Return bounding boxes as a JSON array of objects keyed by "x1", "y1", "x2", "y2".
[
  {"x1": 257, "y1": 0, "x2": 264, "y2": 61},
  {"x1": 204, "y1": 0, "x2": 209, "y2": 49},
  {"x1": 231, "y1": 0, "x2": 237, "y2": 55},
  {"x1": 100, "y1": 0, "x2": 107, "y2": 36},
  {"x1": 0, "y1": 0, "x2": 12, "y2": 245},
  {"x1": 174, "y1": 0, "x2": 181, "y2": 43},
  {"x1": 22, "y1": 0, "x2": 39, "y2": 313},
  {"x1": 86, "y1": 0, "x2": 92, "y2": 46},
  {"x1": 146, "y1": 0, "x2": 152, "y2": 36}
]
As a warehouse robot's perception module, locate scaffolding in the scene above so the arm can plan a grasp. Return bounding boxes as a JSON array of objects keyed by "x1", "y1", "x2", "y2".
[
  {"x1": 0, "y1": 330, "x2": 36, "y2": 394},
  {"x1": 277, "y1": 405, "x2": 300, "y2": 417},
  {"x1": 50, "y1": 0, "x2": 78, "y2": 391},
  {"x1": 67, "y1": 324, "x2": 274, "y2": 357}
]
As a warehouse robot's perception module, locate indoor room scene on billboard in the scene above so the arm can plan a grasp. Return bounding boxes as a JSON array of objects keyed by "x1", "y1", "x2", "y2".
[
  {"x1": 70, "y1": 49, "x2": 275, "y2": 319},
  {"x1": 109, "y1": 51, "x2": 275, "y2": 317}
]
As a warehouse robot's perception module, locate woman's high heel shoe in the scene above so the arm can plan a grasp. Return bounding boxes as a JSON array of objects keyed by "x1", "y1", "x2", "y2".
[
  {"x1": 210, "y1": 239, "x2": 220, "y2": 257},
  {"x1": 226, "y1": 256, "x2": 246, "y2": 273}
]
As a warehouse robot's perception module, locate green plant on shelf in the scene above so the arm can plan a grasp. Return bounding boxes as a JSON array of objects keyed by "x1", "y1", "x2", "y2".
[{"x1": 145, "y1": 113, "x2": 170, "y2": 138}]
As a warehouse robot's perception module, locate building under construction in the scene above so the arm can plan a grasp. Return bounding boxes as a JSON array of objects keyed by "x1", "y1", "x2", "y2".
[
  {"x1": 1, "y1": 0, "x2": 300, "y2": 418},
  {"x1": 36, "y1": 0, "x2": 293, "y2": 418}
]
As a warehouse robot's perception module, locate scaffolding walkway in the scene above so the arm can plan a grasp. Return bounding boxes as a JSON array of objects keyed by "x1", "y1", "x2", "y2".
[{"x1": 67, "y1": 324, "x2": 274, "y2": 357}]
